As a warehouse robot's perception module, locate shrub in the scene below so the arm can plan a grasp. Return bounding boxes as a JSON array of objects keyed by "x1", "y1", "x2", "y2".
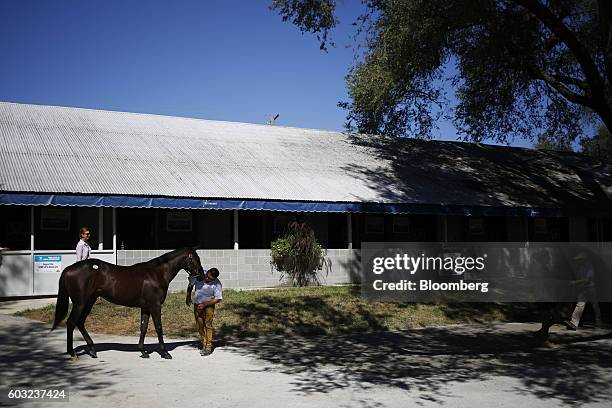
[{"x1": 270, "y1": 221, "x2": 331, "y2": 286}]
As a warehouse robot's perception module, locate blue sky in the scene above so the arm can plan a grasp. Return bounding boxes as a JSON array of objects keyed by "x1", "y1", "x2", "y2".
[{"x1": 0, "y1": 0, "x2": 520, "y2": 145}]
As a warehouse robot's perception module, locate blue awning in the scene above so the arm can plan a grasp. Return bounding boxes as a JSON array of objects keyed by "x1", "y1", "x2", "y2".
[{"x1": 0, "y1": 192, "x2": 566, "y2": 217}]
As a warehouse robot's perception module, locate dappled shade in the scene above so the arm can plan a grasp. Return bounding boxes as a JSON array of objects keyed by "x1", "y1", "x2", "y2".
[{"x1": 343, "y1": 134, "x2": 612, "y2": 213}]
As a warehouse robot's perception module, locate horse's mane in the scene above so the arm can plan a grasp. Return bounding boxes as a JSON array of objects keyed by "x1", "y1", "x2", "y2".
[{"x1": 146, "y1": 247, "x2": 192, "y2": 266}]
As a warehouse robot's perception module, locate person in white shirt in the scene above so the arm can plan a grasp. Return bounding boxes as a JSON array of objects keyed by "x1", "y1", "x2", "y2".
[
  {"x1": 186, "y1": 267, "x2": 223, "y2": 356},
  {"x1": 76, "y1": 227, "x2": 91, "y2": 261},
  {"x1": 564, "y1": 251, "x2": 602, "y2": 330}
]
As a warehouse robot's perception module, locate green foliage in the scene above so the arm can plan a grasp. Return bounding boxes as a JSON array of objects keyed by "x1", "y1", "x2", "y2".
[
  {"x1": 273, "y1": 0, "x2": 612, "y2": 145},
  {"x1": 271, "y1": 235, "x2": 296, "y2": 258},
  {"x1": 270, "y1": 221, "x2": 330, "y2": 286},
  {"x1": 269, "y1": 0, "x2": 337, "y2": 50},
  {"x1": 534, "y1": 132, "x2": 574, "y2": 152},
  {"x1": 580, "y1": 125, "x2": 612, "y2": 162}
]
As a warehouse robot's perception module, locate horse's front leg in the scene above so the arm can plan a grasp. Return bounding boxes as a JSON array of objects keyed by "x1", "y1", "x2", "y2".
[
  {"x1": 151, "y1": 306, "x2": 171, "y2": 359},
  {"x1": 138, "y1": 309, "x2": 150, "y2": 358},
  {"x1": 535, "y1": 302, "x2": 562, "y2": 348}
]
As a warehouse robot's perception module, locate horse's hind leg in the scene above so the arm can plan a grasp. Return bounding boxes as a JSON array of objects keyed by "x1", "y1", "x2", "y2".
[
  {"x1": 77, "y1": 299, "x2": 97, "y2": 358},
  {"x1": 66, "y1": 302, "x2": 84, "y2": 359},
  {"x1": 138, "y1": 310, "x2": 150, "y2": 358},
  {"x1": 151, "y1": 306, "x2": 172, "y2": 359},
  {"x1": 66, "y1": 320, "x2": 76, "y2": 358},
  {"x1": 535, "y1": 303, "x2": 562, "y2": 348}
]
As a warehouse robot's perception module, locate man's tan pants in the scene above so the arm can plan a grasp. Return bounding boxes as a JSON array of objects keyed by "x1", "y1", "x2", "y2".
[
  {"x1": 194, "y1": 304, "x2": 215, "y2": 351},
  {"x1": 570, "y1": 301, "x2": 602, "y2": 327}
]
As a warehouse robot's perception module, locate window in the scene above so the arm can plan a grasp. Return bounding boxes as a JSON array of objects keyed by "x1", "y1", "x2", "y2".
[
  {"x1": 533, "y1": 218, "x2": 548, "y2": 234},
  {"x1": 529, "y1": 217, "x2": 568, "y2": 242},
  {"x1": 468, "y1": 218, "x2": 485, "y2": 235},
  {"x1": 166, "y1": 211, "x2": 192, "y2": 232},
  {"x1": 40, "y1": 208, "x2": 71, "y2": 231},
  {"x1": 392, "y1": 216, "x2": 410, "y2": 234},
  {"x1": 0, "y1": 206, "x2": 30, "y2": 250},
  {"x1": 273, "y1": 215, "x2": 293, "y2": 234},
  {"x1": 365, "y1": 215, "x2": 384, "y2": 234},
  {"x1": 239, "y1": 212, "x2": 267, "y2": 249},
  {"x1": 116, "y1": 208, "x2": 155, "y2": 250},
  {"x1": 35, "y1": 207, "x2": 99, "y2": 250}
]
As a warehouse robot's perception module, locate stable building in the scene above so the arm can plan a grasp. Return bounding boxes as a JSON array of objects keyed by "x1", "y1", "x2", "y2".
[{"x1": 1, "y1": 101, "x2": 612, "y2": 296}]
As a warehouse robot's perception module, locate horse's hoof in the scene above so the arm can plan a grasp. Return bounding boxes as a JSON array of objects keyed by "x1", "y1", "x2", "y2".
[
  {"x1": 161, "y1": 353, "x2": 173, "y2": 360},
  {"x1": 140, "y1": 352, "x2": 150, "y2": 359},
  {"x1": 88, "y1": 350, "x2": 98, "y2": 358},
  {"x1": 533, "y1": 329, "x2": 550, "y2": 341},
  {"x1": 541, "y1": 340, "x2": 559, "y2": 349}
]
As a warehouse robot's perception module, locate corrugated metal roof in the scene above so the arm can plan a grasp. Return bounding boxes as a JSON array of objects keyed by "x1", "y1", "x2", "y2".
[{"x1": 1, "y1": 101, "x2": 611, "y2": 211}]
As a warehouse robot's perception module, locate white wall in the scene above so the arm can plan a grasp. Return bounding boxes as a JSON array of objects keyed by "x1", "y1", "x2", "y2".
[
  {"x1": 0, "y1": 250, "x2": 116, "y2": 297},
  {"x1": 0, "y1": 253, "x2": 32, "y2": 296}
]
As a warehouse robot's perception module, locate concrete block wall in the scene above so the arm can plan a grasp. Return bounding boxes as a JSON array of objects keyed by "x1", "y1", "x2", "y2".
[
  {"x1": 319, "y1": 249, "x2": 361, "y2": 285},
  {"x1": 116, "y1": 249, "x2": 361, "y2": 292}
]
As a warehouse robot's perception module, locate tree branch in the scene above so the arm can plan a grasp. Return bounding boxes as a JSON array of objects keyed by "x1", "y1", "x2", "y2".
[
  {"x1": 527, "y1": 65, "x2": 595, "y2": 108},
  {"x1": 511, "y1": 0, "x2": 606, "y2": 102},
  {"x1": 542, "y1": 34, "x2": 561, "y2": 51},
  {"x1": 551, "y1": 74, "x2": 589, "y2": 91},
  {"x1": 599, "y1": 0, "x2": 612, "y2": 84}
]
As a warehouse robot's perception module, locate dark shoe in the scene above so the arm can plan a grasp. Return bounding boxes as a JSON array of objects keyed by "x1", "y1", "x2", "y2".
[
  {"x1": 563, "y1": 320, "x2": 578, "y2": 331},
  {"x1": 200, "y1": 349, "x2": 211, "y2": 356}
]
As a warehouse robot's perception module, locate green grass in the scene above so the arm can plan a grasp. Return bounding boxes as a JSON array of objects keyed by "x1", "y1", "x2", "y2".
[{"x1": 15, "y1": 285, "x2": 545, "y2": 339}]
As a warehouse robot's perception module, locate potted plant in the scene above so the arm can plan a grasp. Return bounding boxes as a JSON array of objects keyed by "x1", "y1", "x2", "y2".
[{"x1": 270, "y1": 220, "x2": 331, "y2": 286}]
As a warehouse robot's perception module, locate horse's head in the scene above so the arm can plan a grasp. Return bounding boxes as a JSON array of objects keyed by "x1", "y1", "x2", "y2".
[{"x1": 184, "y1": 248, "x2": 204, "y2": 278}]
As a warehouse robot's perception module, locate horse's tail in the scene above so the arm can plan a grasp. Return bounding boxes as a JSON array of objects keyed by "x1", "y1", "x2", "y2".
[{"x1": 51, "y1": 270, "x2": 70, "y2": 330}]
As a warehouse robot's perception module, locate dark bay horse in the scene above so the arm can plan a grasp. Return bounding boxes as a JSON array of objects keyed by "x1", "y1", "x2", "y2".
[{"x1": 52, "y1": 247, "x2": 203, "y2": 359}]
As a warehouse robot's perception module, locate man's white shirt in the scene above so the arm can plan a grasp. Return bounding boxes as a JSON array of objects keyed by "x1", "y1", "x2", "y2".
[{"x1": 189, "y1": 276, "x2": 223, "y2": 304}]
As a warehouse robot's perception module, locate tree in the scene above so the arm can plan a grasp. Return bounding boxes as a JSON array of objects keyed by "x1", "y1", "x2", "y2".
[
  {"x1": 534, "y1": 132, "x2": 574, "y2": 151},
  {"x1": 271, "y1": 0, "x2": 612, "y2": 144},
  {"x1": 580, "y1": 125, "x2": 612, "y2": 161}
]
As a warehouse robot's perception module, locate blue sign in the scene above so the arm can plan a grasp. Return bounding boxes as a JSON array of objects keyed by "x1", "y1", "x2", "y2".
[
  {"x1": 34, "y1": 255, "x2": 62, "y2": 273},
  {"x1": 34, "y1": 255, "x2": 62, "y2": 262}
]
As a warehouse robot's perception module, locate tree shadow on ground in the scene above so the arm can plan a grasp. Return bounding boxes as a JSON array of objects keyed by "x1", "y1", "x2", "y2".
[
  {"x1": 231, "y1": 327, "x2": 612, "y2": 406},
  {"x1": 217, "y1": 293, "x2": 394, "y2": 338},
  {"x1": 216, "y1": 294, "x2": 612, "y2": 406},
  {"x1": 0, "y1": 316, "x2": 121, "y2": 407}
]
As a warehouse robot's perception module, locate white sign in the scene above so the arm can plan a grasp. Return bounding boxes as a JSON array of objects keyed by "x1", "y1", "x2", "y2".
[{"x1": 34, "y1": 255, "x2": 62, "y2": 273}]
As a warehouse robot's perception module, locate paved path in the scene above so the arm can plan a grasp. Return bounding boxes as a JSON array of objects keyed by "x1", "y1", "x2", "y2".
[
  {"x1": 0, "y1": 298, "x2": 57, "y2": 315},
  {"x1": 0, "y1": 312, "x2": 611, "y2": 407}
]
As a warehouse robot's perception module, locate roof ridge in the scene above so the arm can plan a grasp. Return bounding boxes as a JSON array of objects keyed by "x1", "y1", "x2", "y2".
[
  {"x1": 0, "y1": 100, "x2": 343, "y2": 137},
  {"x1": 0, "y1": 100, "x2": 603, "y2": 162}
]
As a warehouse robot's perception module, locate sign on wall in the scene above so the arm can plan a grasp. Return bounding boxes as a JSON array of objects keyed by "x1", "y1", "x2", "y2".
[{"x1": 34, "y1": 255, "x2": 62, "y2": 273}]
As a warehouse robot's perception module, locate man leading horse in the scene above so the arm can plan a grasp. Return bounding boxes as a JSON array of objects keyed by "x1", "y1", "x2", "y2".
[{"x1": 51, "y1": 247, "x2": 204, "y2": 360}]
